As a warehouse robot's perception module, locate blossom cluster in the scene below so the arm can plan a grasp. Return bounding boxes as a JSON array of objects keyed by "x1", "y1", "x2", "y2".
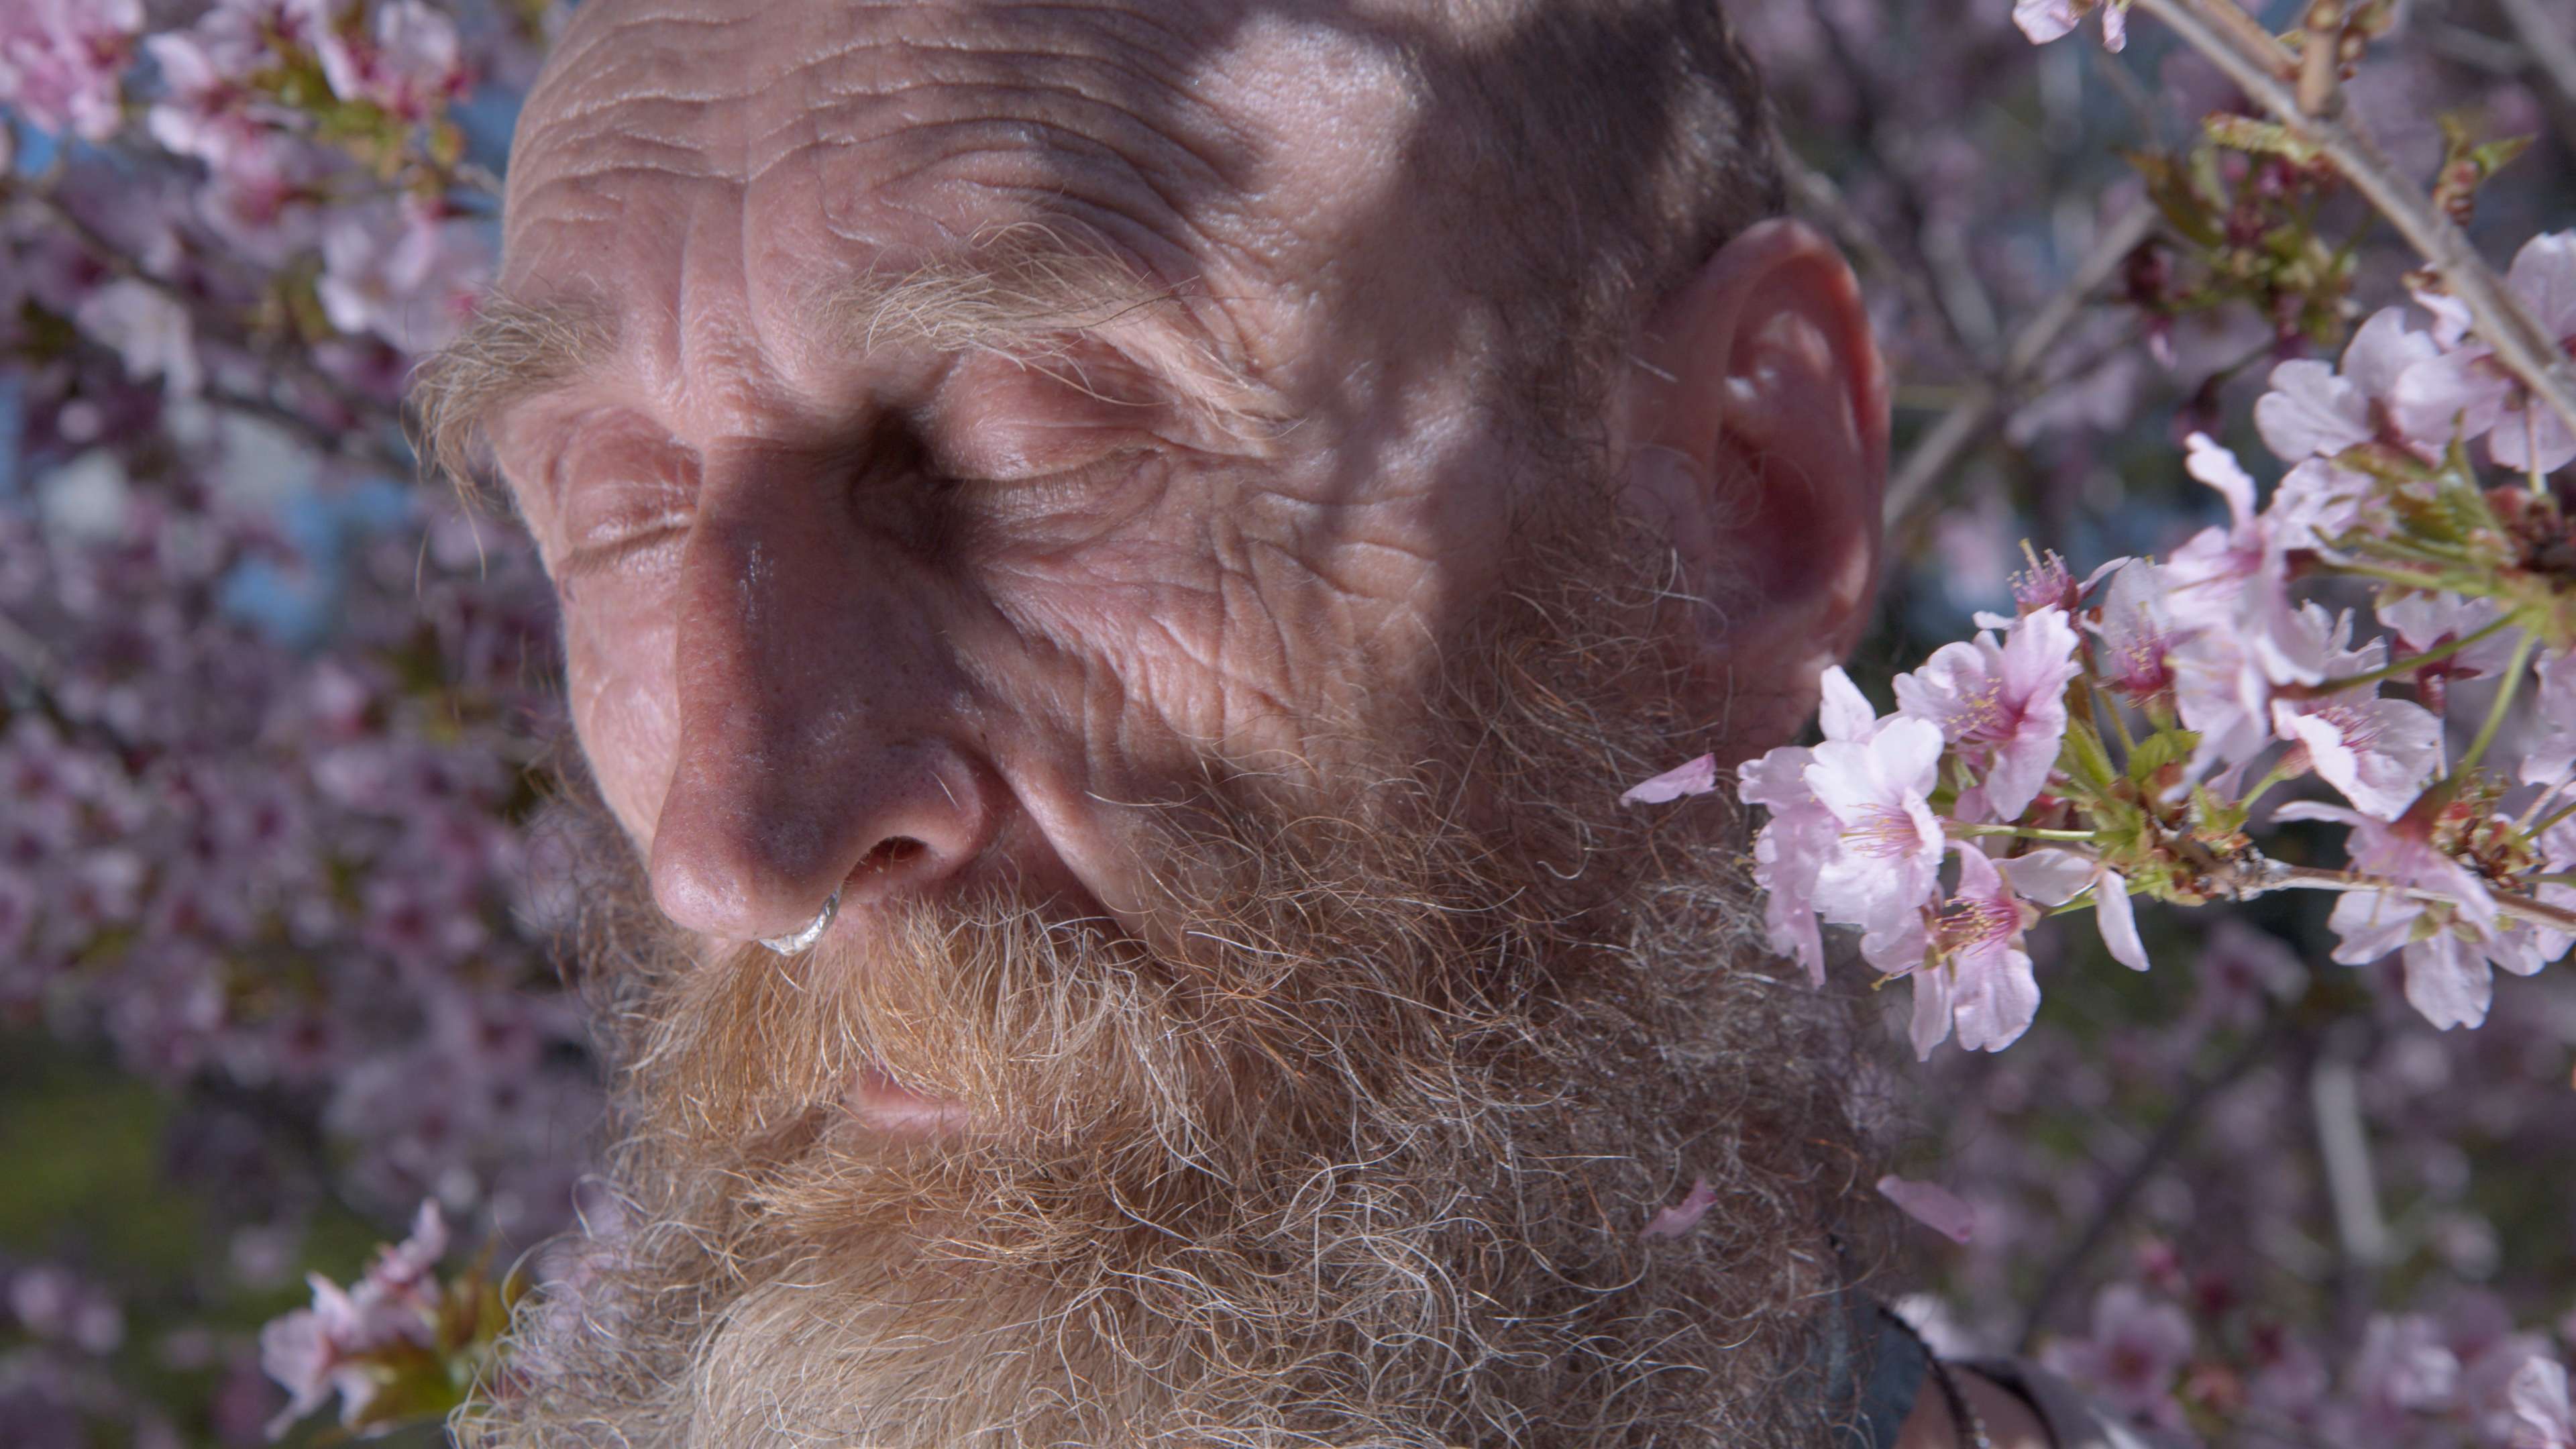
[
  {"x1": 1639, "y1": 234, "x2": 2576, "y2": 1061},
  {"x1": 259, "y1": 1200, "x2": 515, "y2": 1435},
  {"x1": 1, "y1": 1, "x2": 583, "y2": 1440}
]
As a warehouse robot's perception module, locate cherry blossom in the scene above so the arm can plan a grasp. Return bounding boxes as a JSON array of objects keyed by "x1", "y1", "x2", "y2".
[
  {"x1": 2377, "y1": 592, "x2": 2516, "y2": 713},
  {"x1": 2524, "y1": 649, "x2": 2576, "y2": 788},
  {"x1": 2257, "y1": 307, "x2": 2444, "y2": 462},
  {"x1": 72, "y1": 281, "x2": 202, "y2": 397},
  {"x1": 2394, "y1": 233, "x2": 2576, "y2": 474},
  {"x1": 317, "y1": 201, "x2": 494, "y2": 354},
  {"x1": 311, "y1": 0, "x2": 468, "y2": 120},
  {"x1": 2012, "y1": 0, "x2": 2125, "y2": 51},
  {"x1": 142, "y1": 13, "x2": 293, "y2": 181},
  {"x1": 1739, "y1": 667, "x2": 1896, "y2": 984},
  {"x1": 2269, "y1": 618, "x2": 2445, "y2": 820},
  {"x1": 2511, "y1": 1358, "x2": 2575, "y2": 1449},
  {"x1": 2163, "y1": 434, "x2": 2324, "y2": 688},
  {"x1": 2274, "y1": 803, "x2": 2516, "y2": 1030},
  {"x1": 2086, "y1": 559, "x2": 2186, "y2": 704},
  {"x1": 0, "y1": 0, "x2": 143, "y2": 141},
  {"x1": 2353, "y1": 1313, "x2": 2463, "y2": 1415},
  {"x1": 2265, "y1": 458, "x2": 2377, "y2": 555},
  {"x1": 1909, "y1": 846, "x2": 2046, "y2": 1057},
  {"x1": 1996, "y1": 847, "x2": 2149, "y2": 972},
  {"x1": 1894, "y1": 606, "x2": 2081, "y2": 821},
  {"x1": 2039, "y1": 1284, "x2": 2193, "y2": 1428},
  {"x1": 1804, "y1": 712, "x2": 1948, "y2": 973},
  {"x1": 260, "y1": 1200, "x2": 449, "y2": 1432},
  {"x1": 2274, "y1": 686, "x2": 2448, "y2": 824}
]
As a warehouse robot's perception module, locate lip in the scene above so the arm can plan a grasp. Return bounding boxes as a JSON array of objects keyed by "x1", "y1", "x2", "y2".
[{"x1": 845, "y1": 1065, "x2": 972, "y2": 1136}]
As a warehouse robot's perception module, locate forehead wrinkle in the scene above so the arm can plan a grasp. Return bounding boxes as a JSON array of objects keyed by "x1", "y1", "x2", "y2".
[{"x1": 811, "y1": 231, "x2": 1285, "y2": 429}]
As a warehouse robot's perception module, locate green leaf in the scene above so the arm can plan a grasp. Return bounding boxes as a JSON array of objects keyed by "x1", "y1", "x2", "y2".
[
  {"x1": 2190, "y1": 785, "x2": 2249, "y2": 841},
  {"x1": 2203, "y1": 115, "x2": 2324, "y2": 165},
  {"x1": 2125, "y1": 728, "x2": 2202, "y2": 789},
  {"x1": 2061, "y1": 718, "x2": 2118, "y2": 795},
  {"x1": 2124, "y1": 149, "x2": 2223, "y2": 248}
]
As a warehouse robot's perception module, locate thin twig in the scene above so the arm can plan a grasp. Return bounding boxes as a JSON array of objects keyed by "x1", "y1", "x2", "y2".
[
  {"x1": 1780, "y1": 144, "x2": 1968, "y2": 380},
  {"x1": 2296, "y1": 2, "x2": 2345, "y2": 119},
  {"x1": 2493, "y1": 0, "x2": 2576, "y2": 130},
  {"x1": 2133, "y1": 0, "x2": 2576, "y2": 441},
  {"x1": 2014, "y1": 1012, "x2": 2286, "y2": 1352},
  {"x1": 1882, "y1": 205, "x2": 2159, "y2": 524},
  {"x1": 2245, "y1": 862, "x2": 2576, "y2": 934}
]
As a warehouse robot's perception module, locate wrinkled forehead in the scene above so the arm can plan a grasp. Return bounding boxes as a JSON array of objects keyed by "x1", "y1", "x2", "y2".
[{"x1": 500, "y1": 0, "x2": 1441, "y2": 337}]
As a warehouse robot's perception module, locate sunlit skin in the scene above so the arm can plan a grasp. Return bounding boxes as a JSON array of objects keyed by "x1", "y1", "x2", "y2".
[{"x1": 484, "y1": 0, "x2": 2040, "y2": 1441}]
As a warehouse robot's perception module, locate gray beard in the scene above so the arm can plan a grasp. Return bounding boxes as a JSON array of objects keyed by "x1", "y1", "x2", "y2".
[{"x1": 466, "y1": 505, "x2": 1891, "y2": 1449}]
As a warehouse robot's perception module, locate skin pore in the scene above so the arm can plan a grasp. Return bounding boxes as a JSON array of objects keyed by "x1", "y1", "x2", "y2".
[{"x1": 460, "y1": 0, "x2": 2047, "y2": 1443}]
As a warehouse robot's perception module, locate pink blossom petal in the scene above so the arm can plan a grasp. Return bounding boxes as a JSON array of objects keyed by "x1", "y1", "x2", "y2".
[
  {"x1": 1908, "y1": 959, "x2": 1955, "y2": 1061},
  {"x1": 2099, "y1": 0, "x2": 2128, "y2": 50},
  {"x1": 2012, "y1": 0, "x2": 2082, "y2": 44},
  {"x1": 1818, "y1": 665, "x2": 1882, "y2": 743},
  {"x1": 2394, "y1": 347, "x2": 2512, "y2": 449},
  {"x1": 2487, "y1": 400, "x2": 2576, "y2": 476},
  {"x1": 1995, "y1": 848, "x2": 2095, "y2": 906},
  {"x1": 1642, "y1": 1177, "x2": 1719, "y2": 1239},
  {"x1": 2506, "y1": 232, "x2": 2576, "y2": 339},
  {"x1": 1619, "y1": 754, "x2": 1718, "y2": 806},
  {"x1": 2095, "y1": 867, "x2": 2149, "y2": 971},
  {"x1": 1950, "y1": 943, "x2": 2039, "y2": 1053},
  {"x1": 2343, "y1": 306, "x2": 2443, "y2": 401},
  {"x1": 2184, "y1": 433, "x2": 2258, "y2": 531},
  {"x1": 2254, "y1": 358, "x2": 2369, "y2": 462},
  {"x1": 2411, "y1": 284, "x2": 2475, "y2": 349},
  {"x1": 2273, "y1": 696, "x2": 2445, "y2": 821},
  {"x1": 2509, "y1": 1357, "x2": 2573, "y2": 1449},
  {"x1": 1877, "y1": 1175, "x2": 1976, "y2": 1243},
  {"x1": 2402, "y1": 934, "x2": 2494, "y2": 1031}
]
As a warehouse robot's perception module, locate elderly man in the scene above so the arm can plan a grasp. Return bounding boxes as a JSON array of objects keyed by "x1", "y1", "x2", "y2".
[{"x1": 419, "y1": 0, "x2": 2094, "y2": 1444}]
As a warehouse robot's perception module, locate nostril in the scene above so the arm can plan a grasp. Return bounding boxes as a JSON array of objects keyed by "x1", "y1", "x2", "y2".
[
  {"x1": 842, "y1": 837, "x2": 932, "y2": 904},
  {"x1": 868, "y1": 837, "x2": 926, "y2": 870}
]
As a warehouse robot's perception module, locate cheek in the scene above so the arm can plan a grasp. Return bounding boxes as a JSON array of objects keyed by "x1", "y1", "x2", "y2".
[
  {"x1": 560, "y1": 581, "x2": 682, "y2": 841},
  {"x1": 973, "y1": 479, "x2": 1460, "y2": 780}
]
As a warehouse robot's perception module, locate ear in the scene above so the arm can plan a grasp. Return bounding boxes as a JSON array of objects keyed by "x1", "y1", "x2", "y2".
[{"x1": 1618, "y1": 217, "x2": 1889, "y2": 757}]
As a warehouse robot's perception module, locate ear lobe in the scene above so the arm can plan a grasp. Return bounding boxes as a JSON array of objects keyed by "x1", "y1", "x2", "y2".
[{"x1": 1619, "y1": 218, "x2": 1890, "y2": 753}]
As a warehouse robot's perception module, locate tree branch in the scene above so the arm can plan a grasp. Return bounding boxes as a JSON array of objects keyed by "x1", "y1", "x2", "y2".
[
  {"x1": 2493, "y1": 0, "x2": 2576, "y2": 133},
  {"x1": 1882, "y1": 205, "x2": 2159, "y2": 525},
  {"x1": 2013, "y1": 1012, "x2": 2285, "y2": 1352},
  {"x1": 5, "y1": 181, "x2": 416, "y2": 481},
  {"x1": 2132, "y1": 0, "x2": 2576, "y2": 441},
  {"x1": 2255, "y1": 862, "x2": 2576, "y2": 934}
]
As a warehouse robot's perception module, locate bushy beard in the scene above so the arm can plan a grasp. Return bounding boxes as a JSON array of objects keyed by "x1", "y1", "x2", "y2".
[{"x1": 467, "y1": 491, "x2": 1890, "y2": 1449}]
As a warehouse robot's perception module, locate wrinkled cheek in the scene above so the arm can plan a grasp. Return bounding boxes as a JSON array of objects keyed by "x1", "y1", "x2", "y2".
[{"x1": 562, "y1": 600, "x2": 683, "y2": 844}]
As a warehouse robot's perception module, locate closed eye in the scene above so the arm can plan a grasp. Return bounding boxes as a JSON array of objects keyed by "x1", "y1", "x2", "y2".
[
  {"x1": 555, "y1": 482, "x2": 695, "y2": 575},
  {"x1": 936, "y1": 445, "x2": 1159, "y2": 513}
]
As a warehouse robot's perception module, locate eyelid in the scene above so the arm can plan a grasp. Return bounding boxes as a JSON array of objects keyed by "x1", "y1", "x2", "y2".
[{"x1": 553, "y1": 476, "x2": 695, "y2": 575}]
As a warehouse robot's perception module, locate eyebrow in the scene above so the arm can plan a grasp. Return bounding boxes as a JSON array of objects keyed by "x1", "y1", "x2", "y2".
[
  {"x1": 408, "y1": 292, "x2": 620, "y2": 496},
  {"x1": 409, "y1": 225, "x2": 1280, "y2": 492}
]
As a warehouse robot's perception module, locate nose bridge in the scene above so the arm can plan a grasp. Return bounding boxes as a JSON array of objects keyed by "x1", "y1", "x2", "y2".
[{"x1": 647, "y1": 453, "x2": 989, "y2": 941}]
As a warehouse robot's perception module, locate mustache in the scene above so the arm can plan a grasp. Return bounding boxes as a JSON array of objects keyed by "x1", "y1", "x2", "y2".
[
  {"x1": 634, "y1": 890, "x2": 1198, "y2": 1150},
  {"x1": 627, "y1": 796, "x2": 1544, "y2": 1173}
]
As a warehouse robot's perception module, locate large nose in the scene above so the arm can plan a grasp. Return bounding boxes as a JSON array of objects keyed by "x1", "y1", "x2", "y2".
[{"x1": 645, "y1": 449, "x2": 996, "y2": 943}]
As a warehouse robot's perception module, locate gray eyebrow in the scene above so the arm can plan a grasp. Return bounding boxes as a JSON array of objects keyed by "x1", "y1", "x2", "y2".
[{"x1": 409, "y1": 292, "x2": 621, "y2": 492}]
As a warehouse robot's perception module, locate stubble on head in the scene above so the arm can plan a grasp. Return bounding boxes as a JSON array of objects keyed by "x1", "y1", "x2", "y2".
[{"x1": 469, "y1": 460, "x2": 1888, "y2": 1449}]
